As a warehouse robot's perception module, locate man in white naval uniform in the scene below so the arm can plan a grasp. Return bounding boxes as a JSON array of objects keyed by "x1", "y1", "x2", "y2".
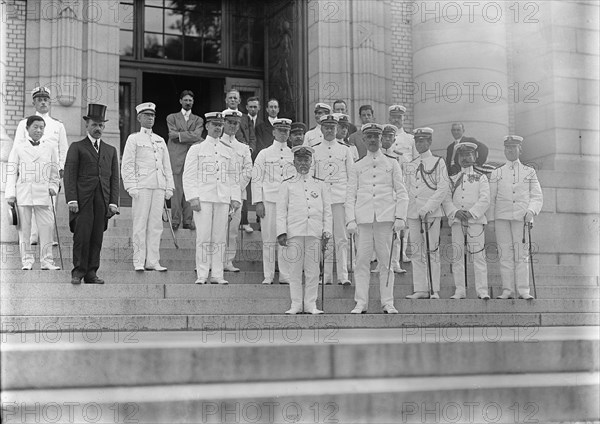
[
  {"x1": 311, "y1": 114, "x2": 353, "y2": 286},
  {"x1": 388, "y1": 104, "x2": 415, "y2": 263},
  {"x1": 221, "y1": 109, "x2": 252, "y2": 273},
  {"x1": 183, "y1": 112, "x2": 241, "y2": 285},
  {"x1": 6, "y1": 115, "x2": 61, "y2": 270},
  {"x1": 488, "y1": 135, "x2": 543, "y2": 300},
  {"x1": 121, "y1": 102, "x2": 175, "y2": 272},
  {"x1": 346, "y1": 123, "x2": 409, "y2": 314},
  {"x1": 13, "y1": 87, "x2": 69, "y2": 246},
  {"x1": 405, "y1": 128, "x2": 450, "y2": 300},
  {"x1": 277, "y1": 146, "x2": 332, "y2": 314},
  {"x1": 443, "y1": 142, "x2": 491, "y2": 299},
  {"x1": 252, "y1": 118, "x2": 295, "y2": 284},
  {"x1": 303, "y1": 103, "x2": 332, "y2": 147}
]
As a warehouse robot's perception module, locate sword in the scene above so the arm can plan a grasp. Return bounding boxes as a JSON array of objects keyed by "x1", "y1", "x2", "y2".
[
  {"x1": 527, "y1": 221, "x2": 537, "y2": 298},
  {"x1": 461, "y1": 220, "x2": 468, "y2": 289},
  {"x1": 421, "y1": 216, "x2": 434, "y2": 296},
  {"x1": 320, "y1": 236, "x2": 328, "y2": 311},
  {"x1": 386, "y1": 232, "x2": 397, "y2": 287},
  {"x1": 164, "y1": 201, "x2": 179, "y2": 249},
  {"x1": 349, "y1": 234, "x2": 354, "y2": 283},
  {"x1": 49, "y1": 193, "x2": 63, "y2": 269}
]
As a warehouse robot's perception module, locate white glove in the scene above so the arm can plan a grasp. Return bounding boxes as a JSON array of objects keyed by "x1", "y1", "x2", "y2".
[
  {"x1": 165, "y1": 190, "x2": 173, "y2": 200},
  {"x1": 347, "y1": 221, "x2": 358, "y2": 235},
  {"x1": 393, "y1": 218, "x2": 405, "y2": 233},
  {"x1": 524, "y1": 210, "x2": 534, "y2": 223},
  {"x1": 128, "y1": 189, "x2": 139, "y2": 199}
]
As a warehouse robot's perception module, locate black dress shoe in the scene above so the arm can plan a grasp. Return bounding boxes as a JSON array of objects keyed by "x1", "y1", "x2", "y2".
[
  {"x1": 182, "y1": 223, "x2": 196, "y2": 230},
  {"x1": 172, "y1": 223, "x2": 179, "y2": 231},
  {"x1": 71, "y1": 277, "x2": 82, "y2": 285},
  {"x1": 84, "y1": 277, "x2": 105, "y2": 284}
]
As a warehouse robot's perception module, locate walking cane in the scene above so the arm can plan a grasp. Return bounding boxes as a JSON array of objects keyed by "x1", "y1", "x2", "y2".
[
  {"x1": 386, "y1": 232, "x2": 397, "y2": 287},
  {"x1": 49, "y1": 193, "x2": 64, "y2": 269},
  {"x1": 461, "y1": 220, "x2": 468, "y2": 289},
  {"x1": 399, "y1": 230, "x2": 404, "y2": 267},
  {"x1": 163, "y1": 201, "x2": 179, "y2": 249},
  {"x1": 527, "y1": 221, "x2": 537, "y2": 298},
  {"x1": 420, "y1": 216, "x2": 434, "y2": 296}
]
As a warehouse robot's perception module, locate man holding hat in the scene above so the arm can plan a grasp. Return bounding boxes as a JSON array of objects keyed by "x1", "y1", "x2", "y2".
[
  {"x1": 14, "y1": 87, "x2": 69, "y2": 246},
  {"x1": 277, "y1": 145, "x2": 332, "y2": 314},
  {"x1": 64, "y1": 104, "x2": 119, "y2": 284},
  {"x1": 122, "y1": 102, "x2": 174, "y2": 272},
  {"x1": 252, "y1": 118, "x2": 295, "y2": 284},
  {"x1": 345, "y1": 123, "x2": 409, "y2": 314},
  {"x1": 405, "y1": 127, "x2": 450, "y2": 299},
  {"x1": 312, "y1": 114, "x2": 354, "y2": 285},
  {"x1": 304, "y1": 103, "x2": 332, "y2": 147},
  {"x1": 184, "y1": 112, "x2": 241, "y2": 285},
  {"x1": 6, "y1": 115, "x2": 60, "y2": 270},
  {"x1": 221, "y1": 109, "x2": 253, "y2": 273},
  {"x1": 488, "y1": 135, "x2": 543, "y2": 299},
  {"x1": 443, "y1": 142, "x2": 491, "y2": 299},
  {"x1": 166, "y1": 90, "x2": 203, "y2": 231}
]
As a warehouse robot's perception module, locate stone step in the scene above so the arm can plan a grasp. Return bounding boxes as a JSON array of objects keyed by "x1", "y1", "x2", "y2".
[
  {"x1": 3, "y1": 312, "x2": 598, "y2": 332},
  {"x1": 2, "y1": 327, "x2": 597, "y2": 390},
  {"x1": 1, "y1": 282, "x2": 597, "y2": 300},
  {"x1": 2, "y1": 297, "x2": 597, "y2": 316},
  {"x1": 1, "y1": 372, "x2": 598, "y2": 423}
]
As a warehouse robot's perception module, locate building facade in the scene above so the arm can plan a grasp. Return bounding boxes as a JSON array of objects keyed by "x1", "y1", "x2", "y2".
[{"x1": 1, "y1": 0, "x2": 599, "y2": 268}]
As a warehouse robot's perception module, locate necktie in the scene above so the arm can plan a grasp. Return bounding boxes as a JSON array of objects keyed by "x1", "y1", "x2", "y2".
[
  {"x1": 94, "y1": 140, "x2": 99, "y2": 152},
  {"x1": 184, "y1": 112, "x2": 189, "y2": 122},
  {"x1": 251, "y1": 117, "x2": 255, "y2": 129}
]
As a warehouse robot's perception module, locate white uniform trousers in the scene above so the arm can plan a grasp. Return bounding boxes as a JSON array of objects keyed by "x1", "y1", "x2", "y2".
[
  {"x1": 132, "y1": 188, "x2": 165, "y2": 268},
  {"x1": 30, "y1": 194, "x2": 57, "y2": 244},
  {"x1": 324, "y1": 203, "x2": 349, "y2": 283},
  {"x1": 286, "y1": 236, "x2": 320, "y2": 311},
  {"x1": 194, "y1": 202, "x2": 228, "y2": 280},
  {"x1": 495, "y1": 219, "x2": 531, "y2": 296},
  {"x1": 225, "y1": 205, "x2": 241, "y2": 265},
  {"x1": 261, "y1": 201, "x2": 290, "y2": 281},
  {"x1": 408, "y1": 217, "x2": 441, "y2": 293},
  {"x1": 18, "y1": 205, "x2": 55, "y2": 267},
  {"x1": 354, "y1": 222, "x2": 395, "y2": 310},
  {"x1": 450, "y1": 222, "x2": 489, "y2": 297}
]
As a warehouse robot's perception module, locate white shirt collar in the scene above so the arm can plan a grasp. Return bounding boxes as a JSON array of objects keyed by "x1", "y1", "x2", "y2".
[
  {"x1": 181, "y1": 109, "x2": 190, "y2": 116},
  {"x1": 420, "y1": 150, "x2": 432, "y2": 159},
  {"x1": 87, "y1": 134, "x2": 99, "y2": 144},
  {"x1": 141, "y1": 127, "x2": 153, "y2": 135},
  {"x1": 268, "y1": 116, "x2": 277, "y2": 125}
]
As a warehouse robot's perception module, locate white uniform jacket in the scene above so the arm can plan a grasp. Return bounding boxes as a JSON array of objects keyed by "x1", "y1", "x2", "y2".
[
  {"x1": 405, "y1": 150, "x2": 450, "y2": 219},
  {"x1": 14, "y1": 112, "x2": 69, "y2": 170},
  {"x1": 121, "y1": 128, "x2": 175, "y2": 192},
  {"x1": 312, "y1": 140, "x2": 353, "y2": 204},
  {"x1": 277, "y1": 173, "x2": 332, "y2": 239},
  {"x1": 6, "y1": 140, "x2": 60, "y2": 206},
  {"x1": 183, "y1": 135, "x2": 240, "y2": 204},
  {"x1": 392, "y1": 129, "x2": 416, "y2": 165},
  {"x1": 251, "y1": 141, "x2": 294, "y2": 204},
  {"x1": 488, "y1": 160, "x2": 543, "y2": 222},
  {"x1": 222, "y1": 134, "x2": 252, "y2": 200},
  {"x1": 303, "y1": 125, "x2": 324, "y2": 147},
  {"x1": 443, "y1": 167, "x2": 490, "y2": 226},
  {"x1": 345, "y1": 150, "x2": 409, "y2": 225}
]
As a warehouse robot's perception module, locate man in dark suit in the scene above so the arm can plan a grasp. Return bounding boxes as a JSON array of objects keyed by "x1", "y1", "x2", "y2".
[
  {"x1": 445, "y1": 123, "x2": 489, "y2": 176},
  {"x1": 166, "y1": 90, "x2": 203, "y2": 230},
  {"x1": 348, "y1": 104, "x2": 375, "y2": 159},
  {"x1": 240, "y1": 96, "x2": 261, "y2": 233},
  {"x1": 254, "y1": 98, "x2": 280, "y2": 161},
  {"x1": 63, "y1": 104, "x2": 119, "y2": 285}
]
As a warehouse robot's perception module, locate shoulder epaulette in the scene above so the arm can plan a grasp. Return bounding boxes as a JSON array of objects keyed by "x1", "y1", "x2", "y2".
[
  {"x1": 312, "y1": 176, "x2": 324, "y2": 181},
  {"x1": 283, "y1": 176, "x2": 294, "y2": 182}
]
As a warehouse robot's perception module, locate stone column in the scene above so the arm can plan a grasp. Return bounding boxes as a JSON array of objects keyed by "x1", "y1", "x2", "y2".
[{"x1": 411, "y1": 1, "x2": 510, "y2": 160}]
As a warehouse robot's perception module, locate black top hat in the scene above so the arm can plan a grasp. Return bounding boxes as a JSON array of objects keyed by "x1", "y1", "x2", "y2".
[
  {"x1": 83, "y1": 104, "x2": 108, "y2": 122},
  {"x1": 7, "y1": 203, "x2": 18, "y2": 226}
]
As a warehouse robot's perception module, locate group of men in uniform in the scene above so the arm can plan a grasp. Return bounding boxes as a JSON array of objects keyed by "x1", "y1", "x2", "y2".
[{"x1": 6, "y1": 88, "x2": 544, "y2": 312}]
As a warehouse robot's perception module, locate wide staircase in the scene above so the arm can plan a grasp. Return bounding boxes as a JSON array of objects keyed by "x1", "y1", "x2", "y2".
[{"x1": 1, "y1": 207, "x2": 599, "y2": 423}]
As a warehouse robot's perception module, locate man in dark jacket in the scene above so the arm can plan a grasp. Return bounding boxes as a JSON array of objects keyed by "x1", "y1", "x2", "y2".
[{"x1": 63, "y1": 104, "x2": 119, "y2": 284}]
